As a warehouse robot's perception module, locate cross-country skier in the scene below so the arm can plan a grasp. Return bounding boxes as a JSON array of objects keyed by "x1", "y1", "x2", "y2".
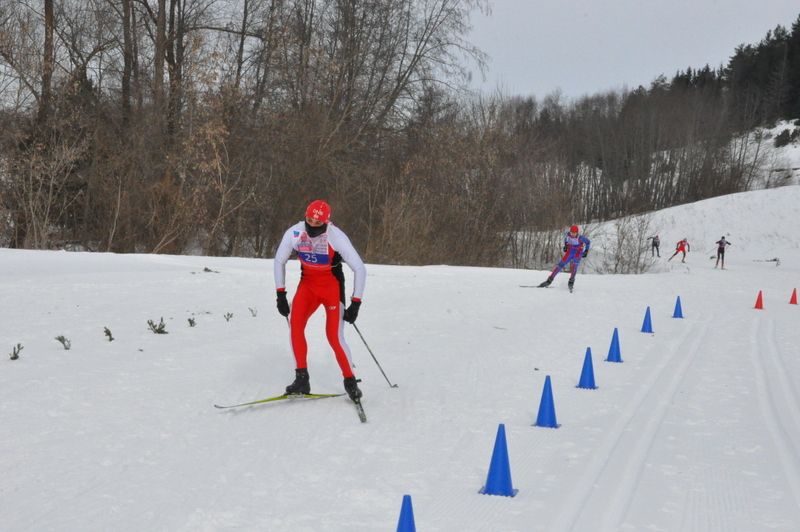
[
  {"x1": 647, "y1": 235, "x2": 660, "y2": 257},
  {"x1": 273, "y1": 200, "x2": 366, "y2": 401},
  {"x1": 714, "y1": 236, "x2": 732, "y2": 269},
  {"x1": 668, "y1": 238, "x2": 690, "y2": 263},
  {"x1": 538, "y1": 225, "x2": 591, "y2": 290}
]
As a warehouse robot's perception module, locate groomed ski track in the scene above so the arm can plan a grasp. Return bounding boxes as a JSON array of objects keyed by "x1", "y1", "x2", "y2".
[{"x1": 551, "y1": 314, "x2": 710, "y2": 531}]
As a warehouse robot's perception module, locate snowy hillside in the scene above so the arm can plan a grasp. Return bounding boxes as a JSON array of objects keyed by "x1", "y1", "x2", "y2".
[
  {"x1": 756, "y1": 120, "x2": 800, "y2": 188},
  {"x1": 2, "y1": 187, "x2": 800, "y2": 531},
  {"x1": 644, "y1": 186, "x2": 800, "y2": 259},
  {"x1": 585, "y1": 185, "x2": 800, "y2": 275}
]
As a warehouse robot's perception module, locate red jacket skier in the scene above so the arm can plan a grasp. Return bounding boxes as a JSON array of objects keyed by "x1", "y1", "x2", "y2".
[
  {"x1": 668, "y1": 238, "x2": 690, "y2": 263},
  {"x1": 273, "y1": 200, "x2": 366, "y2": 401}
]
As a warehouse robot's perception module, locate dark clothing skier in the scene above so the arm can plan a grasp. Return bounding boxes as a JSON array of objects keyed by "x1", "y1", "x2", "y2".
[
  {"x1": 714, "y1": 237, "x2": 731, "y2": 269},
  {"x1": 647, "y1": 235, "x2": 660, "y2": 257}
]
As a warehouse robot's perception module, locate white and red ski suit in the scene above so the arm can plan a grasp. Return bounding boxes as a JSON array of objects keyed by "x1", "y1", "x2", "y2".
[{"x1": 274, "y1": 222, "x2": 366, "y2": 378}]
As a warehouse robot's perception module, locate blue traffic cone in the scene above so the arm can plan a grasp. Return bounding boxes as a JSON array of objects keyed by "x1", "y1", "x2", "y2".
[
  {"x1": 606, "y1": 327, "x2": 623, "y2": 362},
  {"x1": 672, "y1": 296, "x2": 684, "y2": 318},
  {"x1": 479, "y1": 424, "x2": 518, "y2": 497},
  {"x1": 396, "y1": 494, "x2": 416, "y2": 532},
  {"x1": 577, "y1": 347, "x2": 597, "y2": 389},
  {"x1": 641, "y1": 306, "x2": 653, "y2": 333},
  {"x1": 534, "y1": 375, "x2": 560, "y2": 428}
]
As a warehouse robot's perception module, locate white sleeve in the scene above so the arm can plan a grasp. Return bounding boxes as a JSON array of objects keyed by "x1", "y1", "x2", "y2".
[
  {"x1": 273, "y1": 226, "x2": 296, "y2": 290},
  {"x1": 328, "y1": 225, "x2": 366, "y2": 300}
]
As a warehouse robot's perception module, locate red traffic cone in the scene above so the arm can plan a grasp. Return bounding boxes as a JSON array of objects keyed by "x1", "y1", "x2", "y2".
[
  {"x1": 791, "y1": 288, "x2": 798, "y2": 305},
  {"x1": 754, "y1": 290, "x2": 764, "y2": 310}
]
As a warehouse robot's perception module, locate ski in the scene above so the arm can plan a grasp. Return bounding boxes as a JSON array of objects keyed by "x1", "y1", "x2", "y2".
[
  {"x1": 520, "y1": 284, "x2": 573, "y2": 291},
  {"x1": 352, "y1": 398, "x2": 367, "y2": 423},
  {"x1": 214, "y1": 392, "x2": 344, "y2": 409}
]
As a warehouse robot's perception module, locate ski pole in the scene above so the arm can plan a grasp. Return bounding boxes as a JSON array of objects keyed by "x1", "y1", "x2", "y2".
[{"x1": 352, "y1": 323, "x2": 398, "y2": 388}]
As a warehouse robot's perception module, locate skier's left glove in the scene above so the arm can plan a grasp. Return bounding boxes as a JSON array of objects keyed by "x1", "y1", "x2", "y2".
[
  {"x1": 276, "y1": 290, "x2": 290, "y2": 317},
  {"x1": 582, "y1": 250, "x2": 589, "y2": 258},
  {"x1": 343, "y1": 299, "x2": 361, "y2": 324}
]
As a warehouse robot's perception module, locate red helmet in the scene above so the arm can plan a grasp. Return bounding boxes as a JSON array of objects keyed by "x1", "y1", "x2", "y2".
[
  {"x1": 305, "y1": 200, "x2": 331, "y2": 223},
  {"x1": 569, "y1": 225, "x2": 579, "y2": 234}
]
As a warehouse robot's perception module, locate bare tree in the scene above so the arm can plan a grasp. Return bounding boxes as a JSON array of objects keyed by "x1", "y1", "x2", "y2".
[
  {"x1": 7, "y1": 135, "x2": 86, "y2": 249},
  {"x1": 595, "y1": 214, "x2": 655, "y2": 275}
]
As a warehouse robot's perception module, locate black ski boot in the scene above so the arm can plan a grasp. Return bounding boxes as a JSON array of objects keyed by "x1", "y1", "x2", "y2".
[
  {"x1": 285, "y1": 368, "x2": 310, "y2": 395},
  {"x1": 538, "y1": 277, "x2": 553, "y2": 288},
  {"x1": 568, "y1": 278, "x2": 575, "y2": 291},
  {"x1": 343, "y1": 376, "x2": 362, "y2": 401}
]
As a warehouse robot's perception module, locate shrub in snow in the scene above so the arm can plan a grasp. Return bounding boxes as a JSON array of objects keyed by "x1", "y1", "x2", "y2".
[
  {"x1": 774, "y1": 129, "x2": 792, "y2": 148},
  {"x1": 10, "y1": 343, "x2": 23, "y2": 360},
  {"x1": 224, "y1": 312, "x2": 233, "y2": 322},
  {"x1": 147, "y1": 318, "x2": 168, "y2": 334},
  {"x1": 596, "y1": 215, "x2": 657, "y2": 274},
  {"x1": 55, "y1": 336, "x2": 71, "y2": 350},
  {"x1": 104, "y1": 327, "x2": 114, "y2": 341}
]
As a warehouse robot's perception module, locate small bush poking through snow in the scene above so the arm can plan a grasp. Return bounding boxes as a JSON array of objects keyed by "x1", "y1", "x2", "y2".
[
  {"x1": 9, "y1": 343, "x2": 23, "y2": 360},
  {"x1": 147, "y1": 318, "x2": 168, "y2": 334},
  {"x1": 55, "y1": 335, "x2": 71, "y2": 350}
]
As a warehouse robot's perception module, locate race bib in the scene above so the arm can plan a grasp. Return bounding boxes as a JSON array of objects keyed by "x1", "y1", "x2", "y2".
[{"x1": 296, "y1": 232, "x2": 330, "y2": 266}]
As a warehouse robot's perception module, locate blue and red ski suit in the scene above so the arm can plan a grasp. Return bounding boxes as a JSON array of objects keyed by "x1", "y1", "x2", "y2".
[{"x1": 549, "y1": 232, "x2": 591, "y2": 281}]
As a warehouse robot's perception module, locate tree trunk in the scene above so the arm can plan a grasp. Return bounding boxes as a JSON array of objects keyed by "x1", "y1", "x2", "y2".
[
  {"x1": 154, "y1": 0, "x2": 166, "y2": 110},
  {"x1": 122, "y1": 0, "x2": 133, "y2": 123},
  {"x1": 234, "y1": 0, "x2": 250, "y2": 90},
  {"x1": 37, "y1": 0, "x2": 54, "y2": 127}
]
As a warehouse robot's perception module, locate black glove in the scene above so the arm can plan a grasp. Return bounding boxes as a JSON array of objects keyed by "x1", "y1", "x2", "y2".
[
  {"x1": 582, "y1": 249, "x2": 589, "y2": 258},
  {"x1": 343, "y1": 300, "x2": 361, "y2": 324},
  {"x1": 276, "y1": 290, "x2": 290, "y2": 317},
  {"x1": 563, "y1": 244, "x2": 568, "y2": 252}
]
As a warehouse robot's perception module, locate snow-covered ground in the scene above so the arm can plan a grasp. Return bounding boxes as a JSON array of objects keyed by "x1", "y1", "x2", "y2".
[{"x1": 2, "y1": 187, "x2": 800, "y2": 531}]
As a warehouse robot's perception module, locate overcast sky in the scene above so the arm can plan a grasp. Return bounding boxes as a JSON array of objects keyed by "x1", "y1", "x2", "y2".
[{"x1": 466, "y1": 0, "x2": 800, "y2": 100}]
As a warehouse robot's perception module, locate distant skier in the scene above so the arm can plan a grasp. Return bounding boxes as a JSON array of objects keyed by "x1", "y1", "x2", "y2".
[
  {"x1": 668, "y1": 238, "x2": 690, "y2": 263},
  {"x1": 714, "y1": 236, "x2": 732, "y2": 269},
  {"x1": 647, "y1": 235, "x2": 660, "y2": 257},
  {"x1": 538, "y1": 225, "x2": 591, "y2": 291}
]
